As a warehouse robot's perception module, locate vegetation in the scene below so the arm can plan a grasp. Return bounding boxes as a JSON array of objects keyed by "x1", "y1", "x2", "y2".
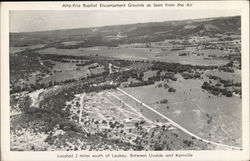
[
  {"x1": 201, "y1": 81, "x2": 233, "y2": 97},
  {"x1": 10, "y1": 15, "x2": 241, "y2": 151}
]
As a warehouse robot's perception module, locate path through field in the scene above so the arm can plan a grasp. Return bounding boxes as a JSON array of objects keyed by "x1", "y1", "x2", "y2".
[
  {"x1": 107, "y1": 91, "x2": 160, "y2": 127},
  {"x1": 78, "y1": 94, "x2": 85, "y2": 124},
  {"x1": 117, "y1": 88, "x2": 241, "y2": 150}
]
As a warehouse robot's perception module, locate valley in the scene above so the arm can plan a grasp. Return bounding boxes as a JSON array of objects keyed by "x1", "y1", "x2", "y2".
[{"x1": 9, "y1": 15, "x2": 242, "y2": 151}]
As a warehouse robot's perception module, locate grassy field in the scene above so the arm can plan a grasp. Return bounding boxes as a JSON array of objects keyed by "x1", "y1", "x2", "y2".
[
  {"x1": 10, "y1": 44, "x2": 45, "y2": 54},
  {"x1": 157, "y1": 48, "x2": 230, "y2": 65},
  {"x1": 122, "y1": 74, "x2": 242, "y2": 147},
  {"x1": 61, "y1": 41, "x2": 84, "y2": 46},
  {"x1": 38, "y1": 46, "x2": 159, "y2": 60},
  {"x1": 204, "y1": 69, "x2": 241, "y2": 82},
  {"x1": 40, "y1": 70, "x2": 89, "y2": 83},
  {"x1": 10, "y1": 86, "x2": 217, "y2": 151},
  {"x1": 37, "y1": 45, "x2": 229, "y2": 66},
  {"x1": 10, "y1": 16, "x2": 242, "y2": 151},
  {"x1": 105, "y1": 89, "x2": 218, "y2": 150},
  {"x1": 71, "y1": 89, "x2": 217, "y2": 150},
  {"x1": 39, "y1": 60, "x2": 105, "y2": 84}
]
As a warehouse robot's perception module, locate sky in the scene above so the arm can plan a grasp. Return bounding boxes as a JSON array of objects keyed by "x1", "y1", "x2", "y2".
[{"x1": 10, "y1": 10, "x2": 240, "y2": 33}]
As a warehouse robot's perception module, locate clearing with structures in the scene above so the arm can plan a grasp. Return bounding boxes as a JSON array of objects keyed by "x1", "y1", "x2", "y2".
[{"x1": 10, "y1": 12, "x2": 242, "y2": 151}]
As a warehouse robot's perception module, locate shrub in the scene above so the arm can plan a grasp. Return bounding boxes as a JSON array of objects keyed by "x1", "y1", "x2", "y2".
[{"x1": 168, "y1": 87, "x2": 176, "y2": 92}]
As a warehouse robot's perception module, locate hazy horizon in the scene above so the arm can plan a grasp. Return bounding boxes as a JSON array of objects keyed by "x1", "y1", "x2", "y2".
[{"x1": 10, "y1": 10, "x2": 240, "y2": 33}]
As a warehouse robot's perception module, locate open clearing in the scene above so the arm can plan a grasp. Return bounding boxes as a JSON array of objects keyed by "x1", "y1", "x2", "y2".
[
  {"x1": 9, "y1": 16, "x2": 242, "y2": 151},
  {"x1": 122, "y1": 75, "x2": 242, "y2": 147},
  {"x1": 37, "y1": 45, "x2": 229, "y2": 66},
  {"x1": 39, "y1": 61, "x2": 105, "y2": 84},
  {"x1": 66, "y1": 89, "x2": 218, "y2": 150},
  {"x1": 10, "y1": 44, "x2": 45, "y2": 54}
]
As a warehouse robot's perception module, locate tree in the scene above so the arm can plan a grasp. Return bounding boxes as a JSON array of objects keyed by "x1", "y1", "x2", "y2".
[
  {"x1": 138, "y1": 72, "x2": 144, "y2": 81},
  {"x1": 168, "y1": 87, "x2": 176, "y2": 92},
  {"x1": 102, "y1": 120, "x2": 107, "y2": 124},
  {"x1": 154, "y1": 143, "x2": 163, "y2": 150}
]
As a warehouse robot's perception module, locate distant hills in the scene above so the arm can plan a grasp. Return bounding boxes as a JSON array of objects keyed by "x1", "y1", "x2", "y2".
[{"x1": 10, "y1": 16, "x2": 240, "y2": 47}]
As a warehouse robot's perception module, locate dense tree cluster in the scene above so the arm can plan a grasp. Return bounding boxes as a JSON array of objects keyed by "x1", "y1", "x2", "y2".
[
  {"x1": 75, "y1": 61, "x2": 94, "y2": 66},
  {"x1": 168, "y1": 87, "x2": 176, "y2": 92},
  {"x1": 181, "y1": 72, "x2": 201, "y2": 80},
  {"x1": 54, "y1": 36, "x2": 125, "y2": 49},
  {"x1": 218, "y1": 66, "x2": 234, "y2": 73},
  {"x1": 178, "y1": 52, "x2": 189, "y2": 56},
  {"x1": 207, "y1": 75, "x2": 241, "y2": 88},
  {"x1": 17, "y1": 81, "x2": 118, "y2": 136},
  {"x1": 201, "y1": 81, "x2": 234, "y2": 97},
  {"x1": 127, "y1": 80, "x2": 154, "y2": 88},
  {"x1": 183, "y1": 140, "x2": 194, "y2": 147},
  {"x1": 10, "y1": 52, "x2": 50, "y2": 85},
  {"x1": 151, "y1": 61, "x2": 217, "y2": 74}
]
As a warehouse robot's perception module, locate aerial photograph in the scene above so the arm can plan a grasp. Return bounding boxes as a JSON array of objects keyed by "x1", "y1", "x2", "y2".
[{"x1": 9, "y1": 10, "x2": 242, "y2": 151}]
